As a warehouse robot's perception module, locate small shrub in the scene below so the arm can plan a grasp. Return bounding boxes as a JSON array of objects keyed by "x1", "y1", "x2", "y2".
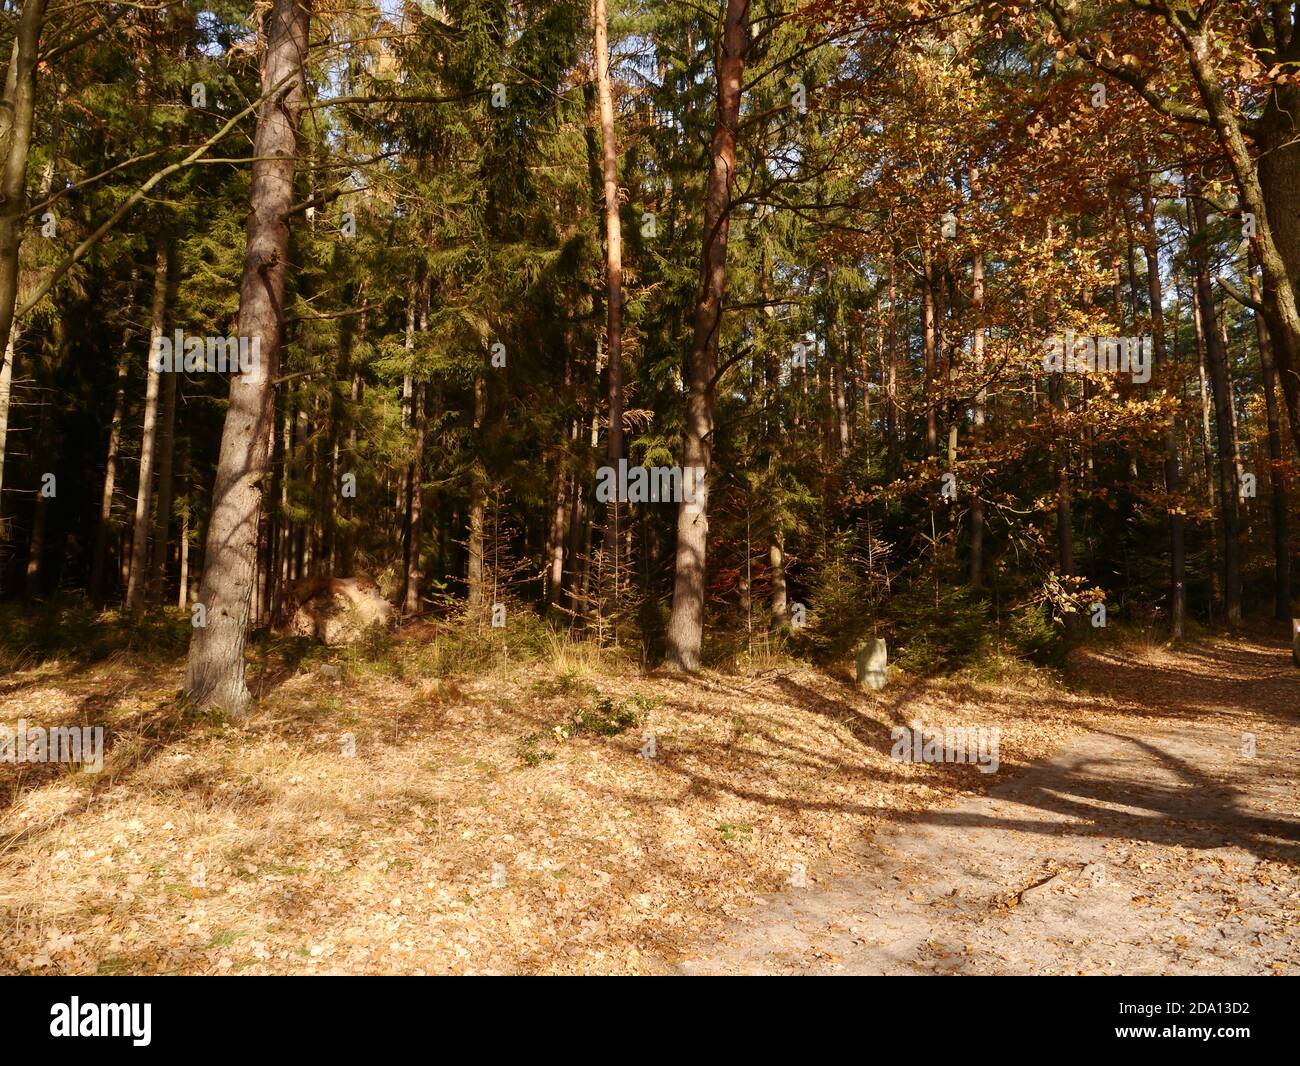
[
  {"x1": 1007, "y1": 604, "x2": 1068, "y2": 668},
  {"x1": 0, "y1": 597, "x2": 190, "y2": 665},
  {"x1": 572, "y1": 695, "x2": 641, "y2": 736},
  {"x1": 794, "y1": 532, "x2": 887, "y2": 662},
  {"x1": 516, "y1": 730, "x2": 555, "y2": 767},
  {"x1": 515, "y1": 692, "x2": 656, "y2": 768},
  {"x1": 891, "y1": 580, "x2": 989, "y2": 675},
  {"x1": 532, "y1": 668, "x2": 598, "y2": 699}
]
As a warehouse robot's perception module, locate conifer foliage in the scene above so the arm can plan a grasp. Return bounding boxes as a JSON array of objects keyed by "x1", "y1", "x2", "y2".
[{"x1": 0, "y1": 0, "x2": 1294, "y2": 702}]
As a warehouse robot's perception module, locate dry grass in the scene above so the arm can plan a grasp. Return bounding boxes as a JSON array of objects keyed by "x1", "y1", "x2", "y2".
[{"x1": 0, "y1": 628, "x2": 1272, "y2": 974}]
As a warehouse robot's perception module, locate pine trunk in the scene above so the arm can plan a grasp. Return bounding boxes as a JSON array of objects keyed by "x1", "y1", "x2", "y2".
[
  {"x1": 0, "y1": 0, "x2": 48, "y2": 372},
  {"x1": 1191, "y1": 193, "x2": 1244, "y2": 627},
  {"x1": 1140, "y1": 175, "x2": 1186, "y2": 638},
  {"x1": 185, "y1": 0, "x2": 311, "y2": 714},
  {"x1": 126, "y1": 239, "x2": 169, "y2": 609},
  {"x1": 1251, "y1": 256, "x2": 1293, "y2": 620},
  {"x1": 664, "y1": 0, "x2": 749, "y2": 671}
]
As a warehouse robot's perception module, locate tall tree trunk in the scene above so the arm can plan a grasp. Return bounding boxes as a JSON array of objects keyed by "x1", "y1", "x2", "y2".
[
  {"x1": 178, "y1": 451, "x2": 191, "y2": 611},
  {"x1": 563, "y1": 468, "x2": 585, "y2": 616},
  {"x1": 0, "y1": 2, "x2": 50, "y2": 548},
  {"x1": 399, "y1": 287, "x2": 420, "y2": 612},
  {"x1": 23, "y1": 351, "x2": 56, "y2": 600},
  {"x1": 1190, "y1": 192, "x2": 1244, "y2": 627},
  {"x1": 403, "y1": 380, "x2": 426, "y2": 616},
  {"x1": 24, "y1": 479, "x2": 46, "y2": 599},
  {"x1": 185, "y1": 0, "x2": 311, "y2": 714},
  {"x1": 148, "y1": 300, "x2": 180, "y2": 603},
  {"x1": 969, "y1": 248, "x2": 985, "y2": 589},
  {"x1": 1051, "y1": 371, "x2": 1079, "y2": 640},
  {"x1": 578, "y1": 426, "x2": 598, "y2": 619},
  {"x1": 338, "y1": 296, "x2": 365, "y2": 577},
  {"x1": 126, "y1": 238, "x2": 170, "y2": 609},
  {"x1": 594, "y1": 0, "x2": 624, "y2": 468},
  {"x1": 0, "y1": 325, "x2": 19, "y2": 544},
  {"x1": 886, "y1": 251, "x2": 898, "y2": 473},
  {"x1": 90, "y1": 343, "x2": 129, "y2": 603},
  {"x1": 1140, "y1": 174, "x2": 1186, "y2": 638},
  {"x1": 547, "y1": 468, "x2": 567, "y2": 605},
  {"x1": 273, "y1": 387, "x2": 293, "y2": 616},
  {"x1": 295, "y1": 404, "x2": 311, "y2": 578},
  {"x1": 594, "y1": 0, "x2": 625, "y2": 634},
  {"x1": 826, "y1": 275, "x2": 849, "y2": 458},
  {"x1": 0, "y1": 0, "x2": 48, "y2": 375},
  {"x1": 768, "y1": 534, "x2": 787, "y2": 630},
  {"x1": 832, "y1": 326, "x2": 849, "y2": 457},
  {"x1": 922, "y1": 246, "x2": 939, "y2": 457},
  {"x1": 664, "y1": 0, "x2": 749, "y2": 671},
  {"x1": 466, "y1": 365, "x2": 486, "y2": 612},
  {"x1": 396, "y1": 290, "x2": 415, "y2": 534},
  {"x1": 1251, "y1": 254, "x2": 1293, "y2": 621},
  {"x1": 1173, "y1": 25, "x2": 1300, "y2": 463},
  {"x1": 1221, "y1": 314, "x2": 1249, "y2": 514},
  {"x1": 1191, "y1": 283, "x2": 1215, "y2": 495}
]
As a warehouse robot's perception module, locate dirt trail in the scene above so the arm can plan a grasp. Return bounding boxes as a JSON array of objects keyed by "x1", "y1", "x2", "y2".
[{"x1": 680, "y1": 637, "x2": 1300, "y2": 975}]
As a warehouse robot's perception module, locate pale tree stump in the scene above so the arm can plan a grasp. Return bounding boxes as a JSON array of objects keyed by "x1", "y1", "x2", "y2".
[
  {"x1": 1293, "y1": 619, "x2": 1299, "y2": 668},
  {"x1": 857, "y1": 638, "x2": 888, "y2": 691}
]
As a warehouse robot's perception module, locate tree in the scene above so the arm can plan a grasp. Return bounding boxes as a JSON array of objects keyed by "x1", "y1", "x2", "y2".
[
  {"x1": 664, "y1": 0, "x2": 750, "y2": 671},
  {"x1": 186, "y1": 0, "x2": 311, "y2": 714},
  {"x1": 125, "y1": 237, "x2": 169, "y2": 609}
]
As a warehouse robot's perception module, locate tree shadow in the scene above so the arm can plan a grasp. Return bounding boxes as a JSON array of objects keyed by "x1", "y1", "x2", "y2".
[
  {"x1": 908, "y1": 728, "x2": 1300, "y2": 865},
  {"x1": 0, "y1": 687, "x2": 198, "y2": 852},
  {"x1": 1071, "y1": 636, "x2": 1299, "y2": 727}
]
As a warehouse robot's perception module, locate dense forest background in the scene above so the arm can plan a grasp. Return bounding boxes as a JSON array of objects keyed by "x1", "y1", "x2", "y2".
[{"x1": 0, "y1": 0, "x2": 1296, "y2": 707}]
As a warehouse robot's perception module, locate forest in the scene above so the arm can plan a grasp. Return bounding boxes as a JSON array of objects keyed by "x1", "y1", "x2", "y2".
[{"x1": 0, "y1": 0, "x2": 1296, "y2": 979}]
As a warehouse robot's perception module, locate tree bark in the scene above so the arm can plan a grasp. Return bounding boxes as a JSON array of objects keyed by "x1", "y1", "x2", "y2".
[
  {"x1": 1190, "y1": 191, "x2": 1244, "y2": 627},
  {"x1": 24, "y1": 478, "x2": 46, "y2": 599},
  {"x1": 769, "y1": 534, "x2": 787, "y2": 630},
  {"x1": 1172, "y1": 24, "x2": 1300, "y2": 464},
  {"x1": 969, "y1": 248, "x2": 985, "y2": 590},
  {"x1": 594, "y1": 0, "x2": 626, "y2": 634},
  {"x1": 922, "y1": 246, "x2": 939, "y2": 457},
  {"x1": 547, "y1": 467, "x2": 567, "y2": 604},
  {"x1": 594, "y1": 0, "x2": 624, "y2": 468},
  {"x1": 0, "y1": 325, "x2": 19, "y2": 544},
  {"x1": 90, "y1": 342, "x2": 129, "y2": 603},
  {"x1": 144, "y1": 249, "x2": 182, "y2": 605},
  {"x1": 1251, "y1": 254, "x2": 1293, "y2": 621},
  {"x1": 466, "y1": 364, "x2": 486, "y2": 612},
  {"x1": 0, "y1": 1, "x2": 47, "y2": 543},
  {"x1": 125, "y1": 239, "x2": 169, "y2": 609},
  {"x1": 403, "y1": 380, "x2": 425, "y2": 616},
  {"x1": 831, "y1": 310, "x2": 849, "y2": 457},
  {"x1": 664, "y1": 0, "x2": 749, "y2": 671},
  {"x1": 0, "y1": 0, "x2": 48, "y2": 377},
  {"x1": 1051, "y1": 370, "x2": 1079, "y2": 639},
  {"x1": 1140, "y1": 173, "x2": 1186, "y2": 638},
  {"x1": 185, "y1": 0, "x2": 311, "y2": 714},
  {"x1": 885, "y1": 252, "x2": 898, "y2": 473},
  {"x1": 178, "y1": 455, "x2": 191, "y2": 610}
]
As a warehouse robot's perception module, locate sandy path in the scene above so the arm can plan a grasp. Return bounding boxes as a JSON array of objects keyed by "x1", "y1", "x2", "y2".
[{"x1": 681, "y1": 637, "x2": 1300, "y2": 975}]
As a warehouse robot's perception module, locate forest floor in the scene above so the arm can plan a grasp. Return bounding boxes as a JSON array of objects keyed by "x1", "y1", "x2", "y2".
[{"x1": 0, "y1": 628, "x2": 1296, "y2": 975}]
